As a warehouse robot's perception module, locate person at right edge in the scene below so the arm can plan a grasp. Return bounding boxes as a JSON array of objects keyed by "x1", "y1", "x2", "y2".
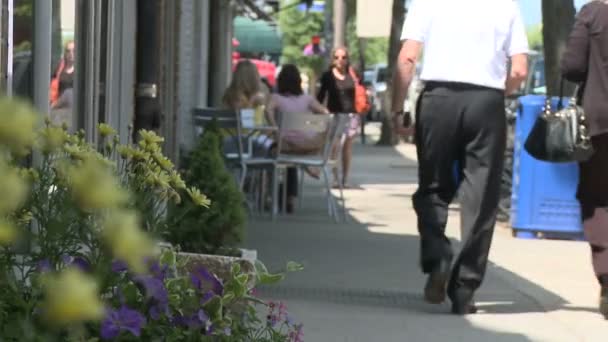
[
  {"x1": 391, "y1": 0, "x2": 528, "y2": 314},
  {"x1": 561, "y1": 0, "x2": 608, "y2": 320}
]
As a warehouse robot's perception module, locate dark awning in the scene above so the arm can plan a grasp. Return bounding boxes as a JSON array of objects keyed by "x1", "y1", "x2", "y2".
[{"x1": 233, "y1": 16, "x2": 282, "y2": 54}]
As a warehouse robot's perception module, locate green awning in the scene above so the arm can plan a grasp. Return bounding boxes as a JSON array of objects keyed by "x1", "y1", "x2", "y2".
[{"x1": 233, "y1": 16, "x2": 282, "y2": 54}]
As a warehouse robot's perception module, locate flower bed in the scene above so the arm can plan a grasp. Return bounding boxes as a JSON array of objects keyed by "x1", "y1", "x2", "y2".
[{"x1": 0, "y1": 99, "x2": 303, "y2": 341}]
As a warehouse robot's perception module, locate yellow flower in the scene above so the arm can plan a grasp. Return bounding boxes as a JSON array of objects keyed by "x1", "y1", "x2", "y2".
[
  {"x1": 169, "y1": 171, "x2": 187, "y2": 190},
  {"x1": 152, "y1": 152, "x2": 174, "y2": 171},
  {"x1": 68, "y1": 158, "x2": 128, "y2": 211},
  {"x1": 116, "y1": 145, "x2": 133, "y2": 160},
  {"x1": 98, "y1": 123, "x2": 117, "y2": 138},
  {"x1": 18, "y1": 168, "x2": 40, "y2": 182},
  {"x1": 102, "y1": 210, "x2": 157, "y2": 274},
  {"x1": 38, "y1": 126, "x2": 69, "y2": 154},
  {"x1": 42, "y1": 268, "x2": 104, "y2": 325},
  {"x1": 139, "y1": 130, "x2": 164, "y2": 146},
  {"x1": 0, "y1": 163, "x2": 29, "y2": 213},
  {"x1": 0, "y1": 220, "x2": 18, "y2": 245},
  {"x1": 63, "y1": 144, "x2": 88, "y2": 161},
  {"x1": 131, "y1": 148, "x2": 149, "y2": 162},
  {"x1": 187, "y1": 187, "x2": 210, "y2": 207},
  {"x1": 0, "y1": 98, "x2": 40, "y2": 156}
]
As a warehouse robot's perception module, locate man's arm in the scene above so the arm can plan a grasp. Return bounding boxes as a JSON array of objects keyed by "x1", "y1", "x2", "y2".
[
  {"x1": 505, "y1": 53, "x2": 528, "y2": 96},
  {"x1": 391, "y1": 40, "x2": 422, "y2": 113},
  {"x1": 504, "y1": 2, "x2": 529, "y2": 95}
]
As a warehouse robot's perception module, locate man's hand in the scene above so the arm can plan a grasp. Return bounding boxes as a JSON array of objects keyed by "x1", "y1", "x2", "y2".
[
  {"x1": 506, "y1": 54, "x2": 528, "y2": 96},
  {"x1": 392, "y1": 112, "x2": 413, "y2": 137}
]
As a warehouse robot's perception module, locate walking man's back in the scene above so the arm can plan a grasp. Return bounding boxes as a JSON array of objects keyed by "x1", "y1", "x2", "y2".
[{"x1": 391, "y1": 0, "x2": 529, "y2": 314}]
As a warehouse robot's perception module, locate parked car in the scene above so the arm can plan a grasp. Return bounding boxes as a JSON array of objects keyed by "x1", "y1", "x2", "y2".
[
  {"x1": 363, "y1": 64, "x2": 387, "y2": 121},
  {"x1": 364, "y1": 63, "x2": 422, "y2": 125}
]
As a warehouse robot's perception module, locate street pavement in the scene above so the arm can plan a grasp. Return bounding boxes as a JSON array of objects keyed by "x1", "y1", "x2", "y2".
[{"x1": 245, "y1": 123, "x2": 608, "y2": 342}]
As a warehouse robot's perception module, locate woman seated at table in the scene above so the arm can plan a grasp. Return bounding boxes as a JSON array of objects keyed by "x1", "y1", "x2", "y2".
[
  {"x1": 266, "y1": 64, "x2": 330, "y2": 213},
  {"x1": 222, "y1": 60, "x2": 272, "y2": 157}
]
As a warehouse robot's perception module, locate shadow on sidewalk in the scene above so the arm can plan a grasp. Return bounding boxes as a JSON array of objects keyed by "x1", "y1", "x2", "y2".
[{"x1": 243, "y1": 143, "x2": 587, "y2": 340}]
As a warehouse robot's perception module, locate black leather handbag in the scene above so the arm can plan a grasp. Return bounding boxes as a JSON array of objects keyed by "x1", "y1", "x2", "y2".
[{"x1": 524, "y1": 81, "x2": 594, "y2": 163}]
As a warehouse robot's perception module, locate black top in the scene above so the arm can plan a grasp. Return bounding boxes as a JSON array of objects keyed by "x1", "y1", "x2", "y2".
[
  {"x1": 58, "y1": 69, "x2": 74, "y2": 96},
  {"x1": 317, "y1": 70, "x2": 356, "y2": 113},
  {"x1": 561, "y1": 1, "x2": 608, "y2": 137}
]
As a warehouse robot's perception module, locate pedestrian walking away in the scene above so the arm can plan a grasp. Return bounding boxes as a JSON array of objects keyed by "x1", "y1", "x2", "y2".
[
  {"x1": 561, "y1": 0, "x2": 608, "y2": 320},
  {"x1": 391, "y1": 0, "x2": 529, "y2": 315}
]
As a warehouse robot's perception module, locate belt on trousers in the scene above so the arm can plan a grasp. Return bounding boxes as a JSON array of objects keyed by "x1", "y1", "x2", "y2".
[{"x1": 424, "y1": 81, "x2": 502, "y2": 93}]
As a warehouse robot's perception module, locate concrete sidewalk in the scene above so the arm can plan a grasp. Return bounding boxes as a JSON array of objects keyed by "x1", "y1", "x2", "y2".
[{"x1": 245, "y1": 129, "x2": 608, "y2": 341}]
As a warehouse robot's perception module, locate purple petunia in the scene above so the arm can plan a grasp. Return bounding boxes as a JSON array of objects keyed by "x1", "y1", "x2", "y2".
[
  {"x1": 190, "y1": 266, "x2": 224, "y2": 296},
  {"x1": 37, "y1": 259, "x2": 52, "y2": 273},
  {"x1": 61, "y1": 255, "x2": 91, "y2": 272},
  {"x1": 135, "y1": 275, "x2": 169, "y2": 307},
  {"x1": 201, "y1": 290, "x2": 215, "y2": 304},
  {"x1": 147, "y1": 259, "x2": 170, "y2": 280},
  {"x1": 72, "y1": 256, "x2": 91, "y2": 272},
  {"x1": 111, "y1": 260, "x2": 129, "y2": 273},
  {"x1": 172, "y1": 310, "x2": 209, "y2": 330},
  {"x1": 100, "y1": 306, "x2": 146, "y2": 340}
]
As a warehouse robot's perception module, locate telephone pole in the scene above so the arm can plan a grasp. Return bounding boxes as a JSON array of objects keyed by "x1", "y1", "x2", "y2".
[{"x1": 333, "y1": 0, "x2": 345, "y2": 47}]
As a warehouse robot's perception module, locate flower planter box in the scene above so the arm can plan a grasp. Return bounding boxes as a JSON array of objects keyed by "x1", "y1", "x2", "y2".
[{"x1": 176, "y1": 251, "x2": 257, "y2": 290}]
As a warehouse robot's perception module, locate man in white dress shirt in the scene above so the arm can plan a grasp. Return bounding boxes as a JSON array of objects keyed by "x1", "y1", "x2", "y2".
[{"x1": 391, "y1": 0, "x2": 529, "y2": 314}]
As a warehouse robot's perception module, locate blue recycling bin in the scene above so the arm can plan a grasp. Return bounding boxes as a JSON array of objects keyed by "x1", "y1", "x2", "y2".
[{"x1": 510, "y1": 95, "x2": 583, "y2": 239}]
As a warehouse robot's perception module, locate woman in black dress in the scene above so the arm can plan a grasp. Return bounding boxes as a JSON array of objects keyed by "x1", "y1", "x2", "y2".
[
  {"x1": 561, "y1": 0, "x2": 608, "y2": 319},
  {"x1": 317, "y1": 47, "x2": 359, "y2": 188}
]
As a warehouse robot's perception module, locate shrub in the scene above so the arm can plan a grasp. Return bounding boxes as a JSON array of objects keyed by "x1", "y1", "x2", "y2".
[{"x1": 169, "y1": 123, "x2": 246, "y2": 255}]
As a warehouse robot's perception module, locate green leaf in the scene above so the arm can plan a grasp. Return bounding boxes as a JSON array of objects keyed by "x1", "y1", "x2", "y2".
[
  {"x1": 258, "y1": 272, "x2": 285, "y2": 285},
  {"x1": 222, "y1": 292, "x2": 235, "y2": 304},
  {"x1": 244, "y1": 295, "x2": 267, "y2": 306},
  {"x1": 286, "y1": 261, "x2": 304, "y2": 273},
  {"x1": 236, "y1": 273, "x2": 248, "y2": 286},
  {"x1": 169, "y1": 293, "x2": 181, "y2": 307},
  {"x1": 121, "y1": 282, "x2": 140, "y2": 305},
  {"x1": 203, "y1": 296, "x2": 223, "y2": 322},
  {"x1": 254, "y1": 260, "x2": 269, "y2": 275},
  {"x1": 159, "y1": 249, "x2": 177, "y2": 267},
  {"x1": 231, "y1": 262, "x2": 241, "y2": 276}
]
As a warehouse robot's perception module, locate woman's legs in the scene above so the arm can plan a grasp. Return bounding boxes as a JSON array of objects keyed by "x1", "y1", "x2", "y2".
[
  {"x1": 578, "y1": 133, "x2": 608, "y2": 319},
  {"x1": 285, "y1": 167, "x2": 298, "y2": 213},
  {"x1": 341, "y1": 136, "x2": 354, "y2": 187},
  {"x1": 581, "y1": 205, "x2": 608, "y2": 319}
]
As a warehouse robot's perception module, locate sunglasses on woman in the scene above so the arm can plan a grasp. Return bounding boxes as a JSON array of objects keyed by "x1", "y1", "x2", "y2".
[{"x1": 334, "y1": 55, "x2": 348, "y2": 60}]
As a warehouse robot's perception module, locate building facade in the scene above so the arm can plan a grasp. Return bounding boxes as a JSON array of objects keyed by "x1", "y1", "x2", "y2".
[{"x1": 0, "y1": 0, "x2": 261, "y2": 162}]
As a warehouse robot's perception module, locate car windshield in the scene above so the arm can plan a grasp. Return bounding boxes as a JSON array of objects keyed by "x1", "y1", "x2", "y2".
[{"x1": 364, "y1": 71, "x2": 374, "y2": 83}]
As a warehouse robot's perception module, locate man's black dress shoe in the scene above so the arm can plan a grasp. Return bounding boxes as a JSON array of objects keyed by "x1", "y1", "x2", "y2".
[
  {"x1": 424, "y1": 259, "x2": 451, "y2": 304},
  {"x1": 451, "y1": 301, "x2": 478, "y2": 315}
]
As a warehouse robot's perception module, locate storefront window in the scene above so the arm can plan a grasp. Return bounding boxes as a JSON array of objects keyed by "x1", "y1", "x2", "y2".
[
  {"x1": 49, "y1": 0, "x2": 76, "y2": 127},
  {"x1": 10, "y1": 0, "x2": 75, "y2": 127},
  {"x1": 12, "y1": 0, "x2": 34, "y2": 99}
]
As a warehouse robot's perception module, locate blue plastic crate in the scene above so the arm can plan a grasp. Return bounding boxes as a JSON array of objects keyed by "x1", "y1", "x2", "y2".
[{"x1": 510, "y1": 95, "x2": 583, "y2": 239}]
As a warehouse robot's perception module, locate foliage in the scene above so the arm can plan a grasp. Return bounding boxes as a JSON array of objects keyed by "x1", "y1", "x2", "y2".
[
  {"x1": 527, "y1": 24, "x2": 543, "y2": 50},
  {"x1": 169, "y1": 123, "x2": 246, "y2": 255},
  {"x1": 278, "y1": 0, "x2": 326, "y2": 77},
  {"x1": 0, "y1": 98, "x2": 301, "y2": 341}
]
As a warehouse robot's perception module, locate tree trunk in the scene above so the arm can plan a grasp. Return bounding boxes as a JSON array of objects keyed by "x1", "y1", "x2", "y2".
[
  {"x1": 542, "y1": 0, "x2": 576, "y2": 96},
  {"x1": 377, "y1": 0, "x2": 406, "y2": 146}
]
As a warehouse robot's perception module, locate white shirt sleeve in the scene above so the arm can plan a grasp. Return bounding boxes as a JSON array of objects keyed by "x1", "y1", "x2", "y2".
[
  {"x1": 505, "y1": 2, "x2": 529, "y2": 56},
  {"x1": 400, "y1": 0, "x2": 430, "y2": 42}
]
